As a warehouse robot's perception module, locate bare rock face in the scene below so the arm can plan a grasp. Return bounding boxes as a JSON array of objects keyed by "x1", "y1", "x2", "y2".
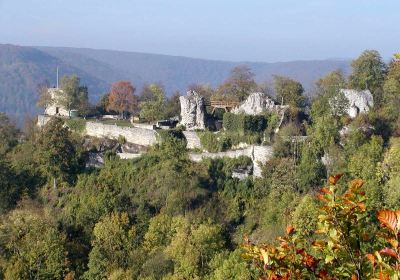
[
  {"x1": 340, "y1": 89, "x2": 374, "y2": 118},
  {"x1": 231, "y1": 92, "x2": 286, "y2": 115},
  {"x1": 179, "y1": 91, "x2": 206, "y2": 130}
]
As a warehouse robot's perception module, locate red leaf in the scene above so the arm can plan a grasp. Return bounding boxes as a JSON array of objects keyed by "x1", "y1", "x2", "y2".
[{"x1": 379, "y1": 248, "x2": 398, "y2": 258}]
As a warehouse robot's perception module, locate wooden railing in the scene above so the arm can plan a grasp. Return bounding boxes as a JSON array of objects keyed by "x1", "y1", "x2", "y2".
[{"x1": 209, "y1": 100, "x2": 240, "y2": 108}]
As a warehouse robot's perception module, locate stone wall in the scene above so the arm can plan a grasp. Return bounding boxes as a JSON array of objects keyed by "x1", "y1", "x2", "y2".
[
  {"x1": 189, "y1": 145, "x2": 273, "y2": 177},
  {"x1": 182, "y1": 131, "x2": 202, "y2": 149},
  {"x1": 85, "y1": 122, "x2": 158, "y2": 146}
]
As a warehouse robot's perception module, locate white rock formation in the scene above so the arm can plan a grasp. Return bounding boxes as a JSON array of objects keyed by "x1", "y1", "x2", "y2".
[
  {"x1": 231, "y1": 92, "x2": 288, "y2": 133},
  {"x1": 340, "y1": 89, "x2": 374, "y2": 118},
  {"x1": 231, "y1": 92, "x2": 284, "y2": 115},
  {"x1": 179, "y1": 91, "x2": 206, "y2": 130}
]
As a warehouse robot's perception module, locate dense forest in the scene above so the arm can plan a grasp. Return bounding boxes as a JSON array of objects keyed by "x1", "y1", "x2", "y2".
[{"x1": 1, "y1": 50, "x2": 400, "y2": 279}]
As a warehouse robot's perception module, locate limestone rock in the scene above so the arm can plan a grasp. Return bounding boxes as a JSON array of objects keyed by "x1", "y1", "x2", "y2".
[
  {"x1": 179, "y1": 91, "x2": 206, "y2": 130},
  {"x1": 231, "y1": 92, "x2": 285, "y2": 115},
  {"x1": 340, "y1": 89, "x2": 374, "y2": 118}
]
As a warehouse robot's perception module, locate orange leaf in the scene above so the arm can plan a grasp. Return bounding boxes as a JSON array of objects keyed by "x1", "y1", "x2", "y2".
[
  {"x1": 329, "y1": 174, "x2": 343, "y2": 185},
  {"x1": 280, "y1": 241, "x2": 289, "y2": 249},
  {"x1": 366, "y1": 253, "x2": 375, "y2": 264},
  {"x1": 351, "y1": 274, "x2": 358, "y2": 280},
  {"x1": 286, "y1": 224, "x2": 294, "y2": 235},
  {"x1": 304, "y1": 254, "x2": 318, "y2": 268},
  {"x1": 378, "y1": 210, "x2": 399, "y2": 232},
  {"x1": 379, "y1": 247, "x2": 398, "y2": 258},
  {"x1": 320, "y1": 187, "x2": 331, "y2": 194},
  {"x1": 357, "y1": 203, "x2": 366, "y2": 211},
  {"x1": 378, "y1": 272, "x2": 390, "y2": 280},
  {"x1": 349, "y1": 179, "x2": 364, "y2": 191}
]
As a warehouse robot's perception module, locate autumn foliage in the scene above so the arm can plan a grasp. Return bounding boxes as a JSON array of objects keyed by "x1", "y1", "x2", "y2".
[
  {"x1": 106, "y1": 81, "x2": 137, "y2": 118},
  {"x1": 243, "y1": 175, "x2": 400, "y2": 279}
]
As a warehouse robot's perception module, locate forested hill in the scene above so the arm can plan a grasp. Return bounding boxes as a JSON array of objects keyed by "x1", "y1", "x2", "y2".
[{"x1": 0, "y1": 44, "x2": 351, "y2": 123}]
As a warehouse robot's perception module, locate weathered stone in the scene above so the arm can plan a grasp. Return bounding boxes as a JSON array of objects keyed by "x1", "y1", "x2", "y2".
[
  {"x1": 340, "y1": 89, "x2": 374, "y2": 118},
  {"x1": 179, "y1": 91, "x2": 206, "y2": 130},
  {"x1": 86, "y1": 152, "x2": 105, "y2": 168},
  {"x1": 182, "y1": 131, "x2": 202, "y2": 150},
  {"x1": 231, "y1": 92, "x2": 287, "y2": 115}
]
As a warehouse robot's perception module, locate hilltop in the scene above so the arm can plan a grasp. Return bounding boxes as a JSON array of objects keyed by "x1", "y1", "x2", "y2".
[{"x1": 0, "y1": 44, "x2": 351, "y2": 123}]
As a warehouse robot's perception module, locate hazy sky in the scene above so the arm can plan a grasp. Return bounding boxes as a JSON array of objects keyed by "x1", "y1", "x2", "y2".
[{"x1": 0, "y1": 0, "x2": 399, "y2": 62}]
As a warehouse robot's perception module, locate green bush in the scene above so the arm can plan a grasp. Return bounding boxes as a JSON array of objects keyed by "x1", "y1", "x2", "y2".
[
  {"x1": 223, "y1": 113, "x2": 267, "y2": 133},
  {"x1": 198, "y1": 131, "x2": 232, "y2": 152},
  {"x1": 65, "y1": 118, "x2": 86, "y2": 134}
]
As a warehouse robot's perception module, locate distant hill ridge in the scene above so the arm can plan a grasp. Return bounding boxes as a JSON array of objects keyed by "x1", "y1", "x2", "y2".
[{"x1": 0, "y1": 44, "x2": 351, "y2": 124}]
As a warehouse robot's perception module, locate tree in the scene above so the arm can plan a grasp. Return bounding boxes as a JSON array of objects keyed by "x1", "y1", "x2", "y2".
[
  {"x1": 349, "y1": 50, "x2": 387, "y2": 105},
  {"x1": 163, "y1": 92, "x2": 181, "y2": 119},
  {"x1": 217, "y1": 65, "x2": 257, "y2": 101},
  {"x1": 311, "y1": 71, "x2": 348, "y2": 120},
  {"x1": 273, "y1": 75, "x2": 305, "y2": 108},
  {"x1": 59, "y1": 75, "x2": 90, "y2": 116},
  {"x1": 348, "y1": 135, "x2": 383, "y2": 180},
  {"x1": 188, "y1": 83, "x2": 215, "y2": 101},
  {"x1": 139, "y1": 84, "x2": 165, "y2": 122},
  {"x1": 0, "y1": 113, "x2": 18, "y2": 156},
  {"x1": 382, "y1": 58, "x2": 400, "y2": 120},
  {"x1": 0, "y1": 156, "x2": 17, "y2": 213},
  {"x1": 36, "y1": 118, "x2": 80, "y2": 187},
  {"x1": 107, "y1": 81, "x2": 137, "y2": 119},
  {"x1": 84, "y1": 212, "x2": 136, "y2": 279},
  {"x1": 0, "y1": 205, "x2": 68, "y2": 279},
  {"x1": 165, "y1": 220, "x2": 225, "y2": 278},
  {"x1": 209, "y1": 250, "x2": 253, "y2": 280},
  {"x1": 296, "y1": 146, "x2": 326, "y2": 192},
  {"x1": 316, "y1": 69, "x2": 347, "y2": 92},
  {"x1": 96, "y1": 93, "x2": 110, "y2": 115},
  {"x1": 36, "y1": 80, "x2": 52, "y2": 110}
]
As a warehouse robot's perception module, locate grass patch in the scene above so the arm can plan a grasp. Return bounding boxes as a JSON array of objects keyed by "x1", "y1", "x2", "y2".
[
  {"x1": 65, "y1": 118, "x2": 87, "y2": 134},
  {"x1": 98, "y1": 119, "x2": 132, "y2": 127}
]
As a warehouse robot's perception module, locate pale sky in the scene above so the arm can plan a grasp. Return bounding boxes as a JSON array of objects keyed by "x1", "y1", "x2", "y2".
[{"x1": 0, "y1": 0, "x2": 399, "y2": 62}]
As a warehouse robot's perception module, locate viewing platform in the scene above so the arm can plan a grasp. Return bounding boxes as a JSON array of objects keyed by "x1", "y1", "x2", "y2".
[{"x1": 208, "y1": 100, "x2": 240, "y2": 112}]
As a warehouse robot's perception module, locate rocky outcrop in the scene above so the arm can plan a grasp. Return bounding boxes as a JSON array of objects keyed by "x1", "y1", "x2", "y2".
[
  {"x1": 340, "y1": 89, "x2": 374, "y2": 118},
  {"x1": 179, "y1": 91, "x2": 206, "y2": 130},
  {"x1": 231, "y1": 92, "x2": 287, "y2": 115}
]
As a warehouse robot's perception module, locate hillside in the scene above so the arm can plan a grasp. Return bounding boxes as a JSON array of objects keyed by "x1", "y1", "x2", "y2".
[{"x1": 0, "y1": 44, "x2": 351, "y2": 123}]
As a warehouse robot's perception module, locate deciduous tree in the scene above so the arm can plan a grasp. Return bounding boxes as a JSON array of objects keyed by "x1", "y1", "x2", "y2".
[
  {"x1": 107, "y1": 81, "x2": 137, "y2": 118},
  {"x1": 349, "y1": 50, "x2": 387, "y2": 105},
  {"x1": 217, "y1": 65, "x2": 257, "y2": 101}
]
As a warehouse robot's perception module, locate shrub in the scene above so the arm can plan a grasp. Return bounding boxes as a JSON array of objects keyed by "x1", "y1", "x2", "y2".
[
  {"x1": 198, "y1": 131, "x2": 232, "y2": 153},
  {"x1": 243, "y1": 175, "x2": 400, "y2": 279},
  {"x1": 65, "y1": 118, "x2": 86, "y2": 134},
  {"x1": 223, "y1": 113, "x2": 267, "y2": 133}
]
